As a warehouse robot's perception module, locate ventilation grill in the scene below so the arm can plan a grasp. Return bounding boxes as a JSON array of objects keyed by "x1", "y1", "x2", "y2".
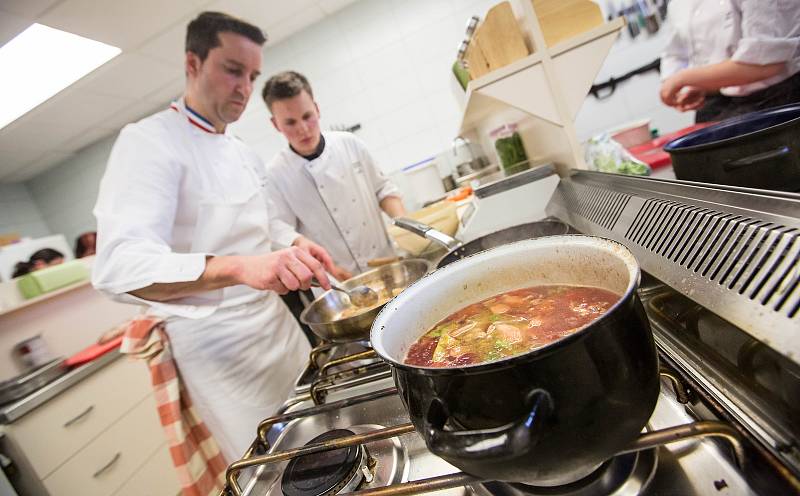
[
  {"x1": 563, "y1": 183, "x2": 631, "y2": 231},
  {"x1": 626, "y1": 199, "x2": 800, "y2": 318}
]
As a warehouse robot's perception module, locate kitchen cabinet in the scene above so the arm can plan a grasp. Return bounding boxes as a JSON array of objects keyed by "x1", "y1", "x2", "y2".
[{"x1": 4, "y1": 357, "x2": 180, "y2": 496}]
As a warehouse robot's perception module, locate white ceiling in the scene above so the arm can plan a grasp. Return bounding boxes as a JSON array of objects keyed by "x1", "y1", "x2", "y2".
[{"x1": 0, "y1": 0, "x2": 356, "y2": 183}]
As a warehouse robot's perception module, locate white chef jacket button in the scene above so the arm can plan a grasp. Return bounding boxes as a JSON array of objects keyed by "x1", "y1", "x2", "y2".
[
  {"x1": 362, "y1": 221, "x2": 366, "y2": 226},
  {"x1": 333, "y1": 207, "x2": 338, "y2": 213},
  {"x1": 319, "y1": 185, "x2": 324, "y2": 189},
  {"x1": 372, "y1": 245, "x2": 376, "y2": 249},
  {"x1": 352, "y1": 198, "x2": 356, "y2": 203}
]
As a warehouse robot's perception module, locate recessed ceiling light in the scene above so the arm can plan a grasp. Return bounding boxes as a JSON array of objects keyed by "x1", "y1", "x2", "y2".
[{"x1": 0, "y1": 23, "x2": 121, "y2": 130}]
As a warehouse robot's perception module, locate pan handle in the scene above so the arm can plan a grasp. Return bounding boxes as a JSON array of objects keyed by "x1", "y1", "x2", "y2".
[
  {"x1": 422, "y1": 389, "x2": 553, "y2": 460},
  {"x1": 393, "y1": 218, "x2": 462, "y2": 251},
  {"x1": 722, "y1": 145, "x2": 791, "y2": 171}
]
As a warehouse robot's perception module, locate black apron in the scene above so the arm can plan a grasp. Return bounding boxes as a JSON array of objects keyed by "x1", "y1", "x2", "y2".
[{"x1": 696, "y1": 71, "x2": 800, "y2": 123}]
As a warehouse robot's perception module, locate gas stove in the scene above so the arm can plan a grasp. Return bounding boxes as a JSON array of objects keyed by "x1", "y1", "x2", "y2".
[{"x1": 220, "y1": 172, "x2": 800, "y2": 496}]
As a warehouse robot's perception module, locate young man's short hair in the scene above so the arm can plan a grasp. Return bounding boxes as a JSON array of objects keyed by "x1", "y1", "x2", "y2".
[
  {"x1": 262, "y1": 71, "x2": 314, "y2": 111},
  {"x1": 186, "y1": 11, "x2": 266, "y2": 61}
]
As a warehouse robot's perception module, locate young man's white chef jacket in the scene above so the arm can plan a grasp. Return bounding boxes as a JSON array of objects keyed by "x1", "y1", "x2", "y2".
[
  {"x1": 265, "y1": 132, "x2": 401, "y2": 274},
  {"x1": 661, "y1": 0, "x2": 800, "y2": 96},
  {"x1": 92, "y1": 98, "x2": 310, "y2": 462}
]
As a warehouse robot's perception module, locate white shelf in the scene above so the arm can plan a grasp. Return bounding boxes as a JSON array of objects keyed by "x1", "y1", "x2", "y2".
[
  {"x1": 459, "y1": 17, "x2": 624, "y2": 134},
  {"x1": 458, "y1": 14, "x2": 624, "y2": 149}
]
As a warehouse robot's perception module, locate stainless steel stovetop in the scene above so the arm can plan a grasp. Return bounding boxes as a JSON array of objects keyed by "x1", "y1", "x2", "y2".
[{"x1": 221, "y1": 172, "x2": 800, "y2": 496}]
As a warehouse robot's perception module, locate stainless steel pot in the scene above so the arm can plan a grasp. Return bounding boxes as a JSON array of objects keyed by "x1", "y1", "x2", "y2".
[{"x1": 300, "y1": 259, "x2": 430, "y2": 343}]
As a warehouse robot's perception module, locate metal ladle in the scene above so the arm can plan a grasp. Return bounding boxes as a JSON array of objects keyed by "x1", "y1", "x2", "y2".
[{"x1": 311, "y1": 279, "x2": 380, "y2": 307}]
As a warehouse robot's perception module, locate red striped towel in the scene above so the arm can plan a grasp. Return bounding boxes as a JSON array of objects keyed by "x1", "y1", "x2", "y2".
[{"x1": 120, "y1": 316, "x2": 227, "y2": 496}]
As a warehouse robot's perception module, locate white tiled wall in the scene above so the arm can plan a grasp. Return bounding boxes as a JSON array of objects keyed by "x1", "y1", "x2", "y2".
[
  {"x1": 0, "y1": 183, "x2": 50, "y2": 239},
  {"x1": 17, "y1": 0, "x2": 692, "y2": 238}
]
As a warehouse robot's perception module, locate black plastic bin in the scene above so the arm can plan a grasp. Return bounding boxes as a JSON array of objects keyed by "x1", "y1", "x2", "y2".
[{"x1": 664, "y1": 104, "x2": 800, "y2": 192}]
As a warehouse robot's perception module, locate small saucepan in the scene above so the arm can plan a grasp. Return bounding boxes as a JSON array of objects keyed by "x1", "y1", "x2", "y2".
[
  {"x1": 370, "y1": 235, "x2": 659, "y2": 485},
  {"x1": 300, "y1": 259, "x2": 430, "y2": 343}
]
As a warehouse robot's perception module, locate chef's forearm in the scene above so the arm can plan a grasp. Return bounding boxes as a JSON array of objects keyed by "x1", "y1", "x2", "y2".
[
  {"x1": 129, "y1": 255, "x2": 243, "y2": 302},
  {"x1": 380, "y1": 196, "x2": 406, "y2": 218},
  {"x1": 680, "y1": 60, "x2": 785, "y2": 91}
]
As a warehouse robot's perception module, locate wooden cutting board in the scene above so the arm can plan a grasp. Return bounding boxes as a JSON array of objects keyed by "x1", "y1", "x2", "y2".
[
  {"x1": 532, "y1": 0, "x2": 604, "y2": 47},
  {"x1": 473, "y1": 1, "x2": 530, "y2": 72}
]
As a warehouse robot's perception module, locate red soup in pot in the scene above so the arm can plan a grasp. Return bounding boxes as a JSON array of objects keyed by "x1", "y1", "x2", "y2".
[{"x1": 404, "y1": 285, "x2": 620, "y2": 367}]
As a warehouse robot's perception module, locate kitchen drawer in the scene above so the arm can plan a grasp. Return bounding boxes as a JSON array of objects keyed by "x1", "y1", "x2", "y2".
[
  {"x1": 113, "y1": 443, "x2": 180, "y2": 496},
  {"x1": 43, "y1": 394, "x2": 164, "y2": 496},
  {"x1": 10, "y1": 357, "x2": 151, "y2": 478}
]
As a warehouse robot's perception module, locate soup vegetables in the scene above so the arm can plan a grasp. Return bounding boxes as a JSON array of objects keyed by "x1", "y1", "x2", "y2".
[{"x1": 405, "y1": 286, "x2": 618, "y2": 367}]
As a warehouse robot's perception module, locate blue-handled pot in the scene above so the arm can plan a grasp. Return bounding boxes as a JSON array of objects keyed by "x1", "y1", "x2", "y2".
[
  {"x1": 664, "y1": 103, "x2": 800, "y2": 191},
  {"x1": 370, "y1": 235, "x2": 659, "y2": 486}
]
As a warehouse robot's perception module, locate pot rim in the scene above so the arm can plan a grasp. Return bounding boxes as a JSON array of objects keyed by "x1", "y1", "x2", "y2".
[
  {"x1": 370, "y1": 235, "x2": 641, "y2": 373},
  {"x1": 664, "y1": 103, "x2": 800, "y2": 153}
]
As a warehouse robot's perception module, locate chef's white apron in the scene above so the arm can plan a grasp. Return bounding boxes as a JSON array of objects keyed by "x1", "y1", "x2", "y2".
[{"x1": 162, "y1": 119, "x2": 310, "y2": 463}]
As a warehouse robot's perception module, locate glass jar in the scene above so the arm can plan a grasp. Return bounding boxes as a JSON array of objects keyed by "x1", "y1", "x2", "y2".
[{"x1": 490, "y1": 123, "x2": 529, "y2": 176}]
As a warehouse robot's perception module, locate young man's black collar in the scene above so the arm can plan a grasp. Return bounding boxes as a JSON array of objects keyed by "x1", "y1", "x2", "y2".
[{"x1": 291, "y1": 134, "x2": 326, "y2": 161}]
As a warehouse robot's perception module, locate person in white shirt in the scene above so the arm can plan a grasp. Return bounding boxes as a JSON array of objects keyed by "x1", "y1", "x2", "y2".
[
  {"x1": 659, "y1": 0, "x2": 800, "y2": 122},
  {"x1": 261, "y1": 72, "x2": 407, "y2": 277},
  {"x1": 92, "y1": 12, "x2": 337, "y2": 462}
]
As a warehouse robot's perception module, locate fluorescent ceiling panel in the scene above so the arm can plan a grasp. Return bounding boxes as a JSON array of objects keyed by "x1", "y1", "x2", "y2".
[{"x1": 0, "y1": 23, "x2": 121, "y2": 129}]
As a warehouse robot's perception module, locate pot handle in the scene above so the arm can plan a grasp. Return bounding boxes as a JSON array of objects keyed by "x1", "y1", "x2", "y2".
[
  {"x1": 722, "y1": 145, "x2": 790, "y2": 171},
  {"x1": 393, "y1": 218, "x2": 462, "y2": 251},
  {"x1": 423, "y1": 389, "x2": 553, "y2": 460}
]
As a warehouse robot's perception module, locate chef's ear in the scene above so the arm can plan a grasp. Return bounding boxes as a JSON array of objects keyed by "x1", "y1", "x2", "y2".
[
  {"x1": 185, "y1": 51, "x2": 201, "y2": 79},
  {"x1": 270, "y1": 115, "x2": 280, "y2": 132},
  {"x1": 314, "y1": 101, "x2": 321, "y2": 118}
]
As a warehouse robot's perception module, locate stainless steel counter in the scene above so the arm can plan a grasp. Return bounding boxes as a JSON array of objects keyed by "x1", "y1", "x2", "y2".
[{"x1": 0, "y1": 351, "x2": 122, "y2": 423}]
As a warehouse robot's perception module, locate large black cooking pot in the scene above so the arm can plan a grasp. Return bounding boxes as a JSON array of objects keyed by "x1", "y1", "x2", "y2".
[
  {"x1": 392, "y1": 218, "x2": 570, "y2": 269},
  {"x1": 664, "y1": 103, "x2": 800, "y2": 191},
  {"x1": 371, "y1": 236, "x2": 659, "y2": 485}
]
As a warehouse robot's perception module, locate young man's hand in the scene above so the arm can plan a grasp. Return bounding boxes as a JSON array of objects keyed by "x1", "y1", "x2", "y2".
[{"x1": 293, "y1": 236, "x2": 353, "y2": 282}]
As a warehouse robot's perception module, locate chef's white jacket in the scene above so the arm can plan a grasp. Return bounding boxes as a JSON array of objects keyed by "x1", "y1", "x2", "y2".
[
  {"x1": 264, "y1": 131, "x2": 401, "y2": 274},
  {"x1": 661, "y1": 0, "x2": 800, "y2": 96},
  {"x1": 92, "y1": 98, "x2": 309, "y2": 461}
]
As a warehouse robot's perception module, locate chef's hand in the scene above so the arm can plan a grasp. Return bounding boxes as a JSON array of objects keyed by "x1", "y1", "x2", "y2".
[
  {"x1": 239, "y1": 247, "x2": 331, "y2": 295},
  {"x1": 660, "y1": 72, "x2": 690, "y2": 107},
  {"x1": 292, "y1": 236, "x2": 353, "y2": 282},
  {"x1": 675, "y1": 86, "x2": 706, "y2": 112}
]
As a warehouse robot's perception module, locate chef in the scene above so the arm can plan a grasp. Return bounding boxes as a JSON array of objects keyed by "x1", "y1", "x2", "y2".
[
  {"x1": 660, "y1": 0, "x2": 800, "y2": 122},
  {"x1": 92, "y1": 12, "x2": 337, "y2": 462},
  {"x1": 261, "y1": 71, "x2": 406, "y2": 276}
]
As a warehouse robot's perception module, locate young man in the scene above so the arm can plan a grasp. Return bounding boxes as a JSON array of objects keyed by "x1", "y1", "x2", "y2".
[
  {"x1": 262, "y1": 71, "x2": 406, "y2": 276},
  {"x1": 92, "y1": 12, "x2": 336, "y2": 462}
]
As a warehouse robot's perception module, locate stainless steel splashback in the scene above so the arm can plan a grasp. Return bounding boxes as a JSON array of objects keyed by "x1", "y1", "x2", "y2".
[{"x1": 547, "y1": 171, "x2": 800, "y2": 363}]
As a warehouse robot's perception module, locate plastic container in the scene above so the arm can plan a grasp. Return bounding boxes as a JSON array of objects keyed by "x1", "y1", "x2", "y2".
[
  {"x1": 490, "y1": 123, "x2": 529, "y2": 176},
  {"x1": 402, "y1": 157, "x2": 447, "y2": 208},
  {"x1": 609, "y1": 119, "x2": 651, "y2": 148}
]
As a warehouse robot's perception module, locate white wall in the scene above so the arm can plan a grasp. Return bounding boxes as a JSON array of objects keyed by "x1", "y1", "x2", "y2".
[
  {"x1": 17, "y1": 0, "x2": 689, "y2": 235},
  {"x1": 575, "y1": 21, "x2": 694, "y2": 141},
  {"x1": 0, "y1": 183, "x2": 50, "y2": 239},
  {"x1": 26, "y1": 135, "x2": 116, "y2": 246}
]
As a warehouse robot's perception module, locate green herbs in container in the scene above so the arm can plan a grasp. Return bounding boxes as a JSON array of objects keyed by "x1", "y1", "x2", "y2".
[{"x1": 491, "y1": 124, "x2": 529, "y2": 176}]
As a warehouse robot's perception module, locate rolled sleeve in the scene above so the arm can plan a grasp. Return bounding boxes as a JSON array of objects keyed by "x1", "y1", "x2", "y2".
[
  {"x1": 733, "y1": 0, "x2": 800, "y2": 65},
  {"x1": 92, "y1": 123, "x2": 222, "y2": 318},
  {"x1": 352, "y1": 136, "x2": 403, "y2": 202}
]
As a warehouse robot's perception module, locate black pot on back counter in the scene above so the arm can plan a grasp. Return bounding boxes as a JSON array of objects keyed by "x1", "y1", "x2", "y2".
[
  {"x1": 664, "y1": 103, "x2": 800, "y2": 191},
  {"x1": 370, "y1": 236, "x2": 660, "y2": 486}
]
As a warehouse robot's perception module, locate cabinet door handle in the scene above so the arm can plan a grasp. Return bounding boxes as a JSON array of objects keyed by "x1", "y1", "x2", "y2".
[
  {"x1": 92, "y1": 452, "x2": 121, "y2": 478},
  {"x1": 63, "y1": 405, "x2": 94, "y2": 428}
]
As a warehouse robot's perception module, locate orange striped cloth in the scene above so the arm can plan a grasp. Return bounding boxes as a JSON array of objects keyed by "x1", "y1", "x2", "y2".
[{"x1": 120, "y1": 316, "x2": 227, "y2": 496}]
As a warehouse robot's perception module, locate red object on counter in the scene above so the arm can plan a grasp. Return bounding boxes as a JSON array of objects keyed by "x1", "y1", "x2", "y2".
[
  {"x1": 64, "y1": 335, "x2": 123, "y2": 367},
  {"x1": 627, "y1": 123, "x2": 715, "y2": 170}
]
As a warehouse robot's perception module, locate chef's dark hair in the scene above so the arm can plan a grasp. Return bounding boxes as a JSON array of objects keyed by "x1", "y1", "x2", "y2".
[
  {"x1": 262, "y1": 71, "x2": 314, "y2": 111},
  {"x1": 12, "y1": 248, "x2": 64, "y2": 279},
  {"x1": 186, "y1": 11, "x2": 266, "y2": 61}
]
